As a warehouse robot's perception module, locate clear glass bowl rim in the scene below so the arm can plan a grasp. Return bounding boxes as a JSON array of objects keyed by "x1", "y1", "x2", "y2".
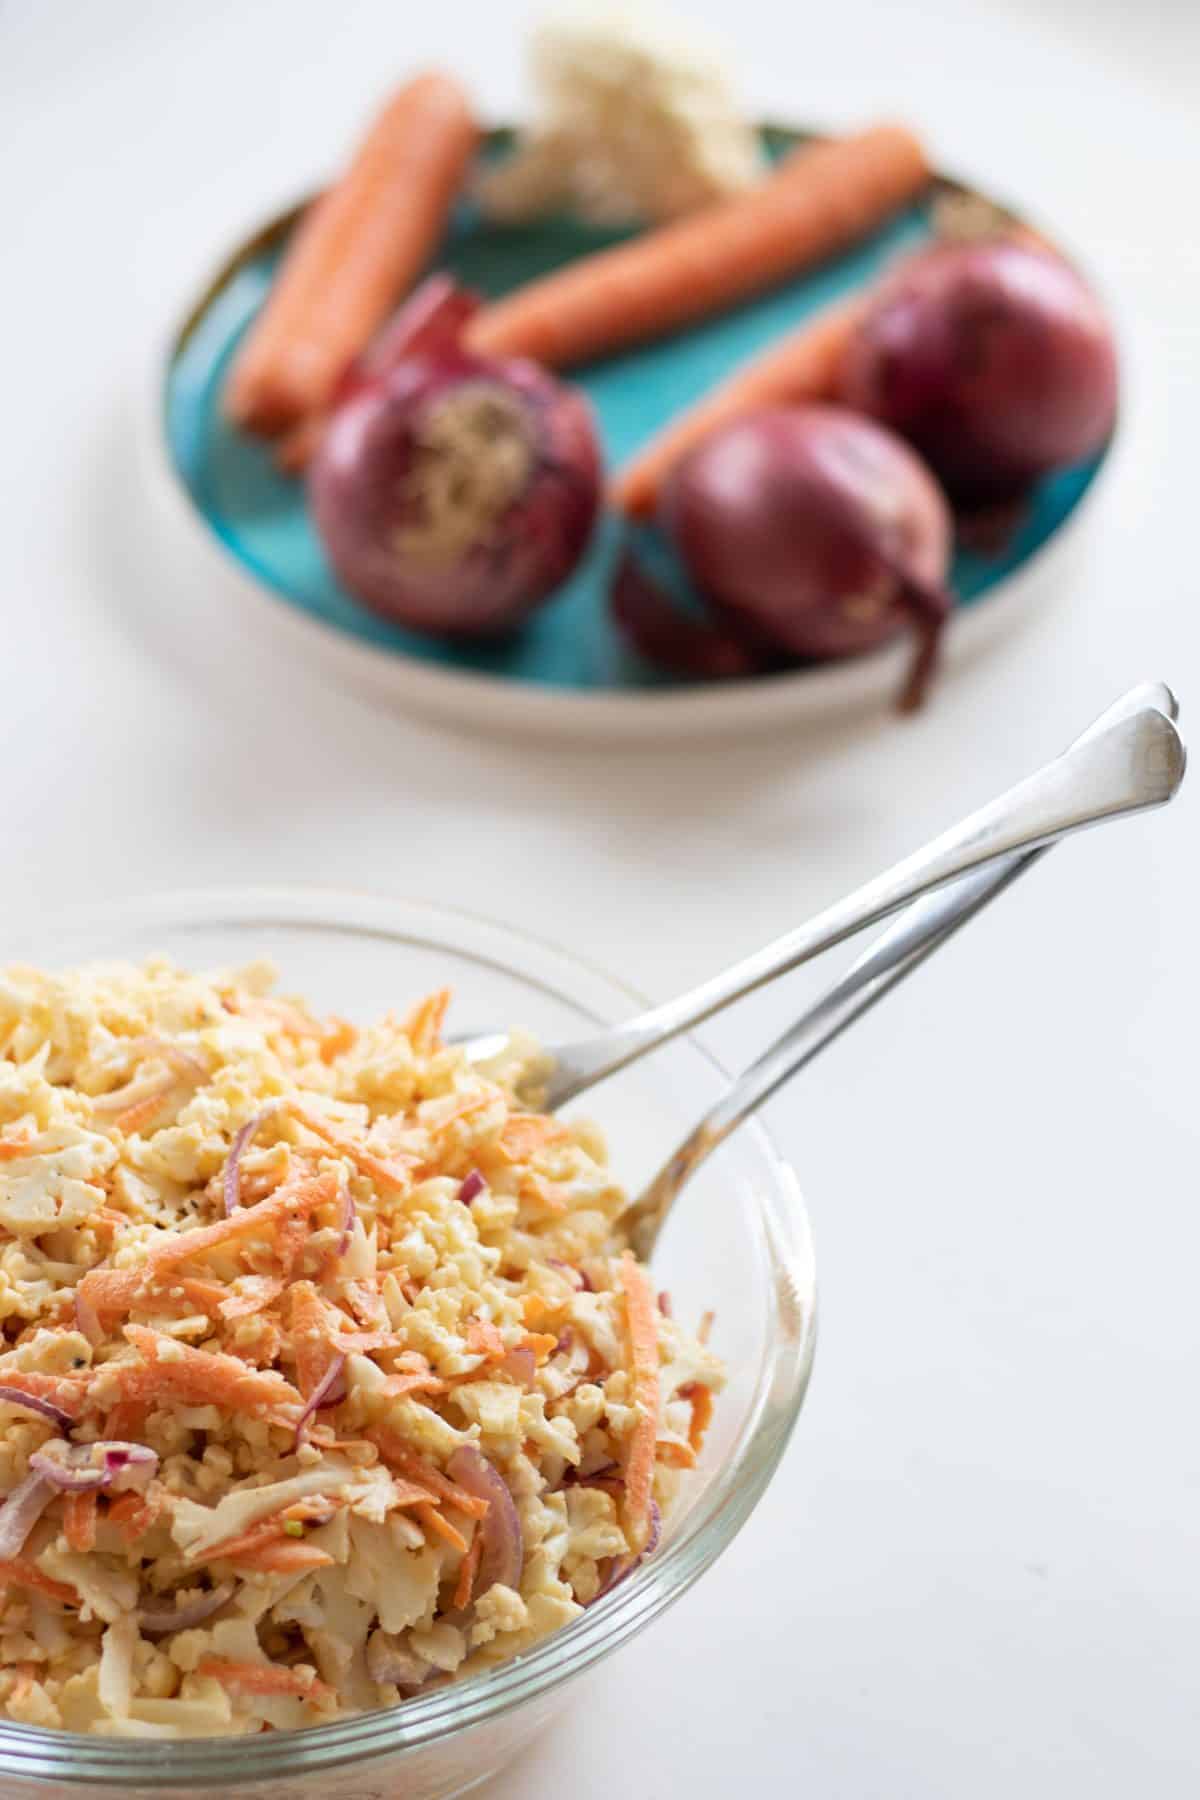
[{"x1": 0, "y1": 885, "x2": 818, "y2": 1789}]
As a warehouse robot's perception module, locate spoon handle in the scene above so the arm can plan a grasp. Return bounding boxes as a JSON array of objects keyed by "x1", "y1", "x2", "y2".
[
  {"x1": 622, "y1": 681, "x2": 1179, "y2": 1260},
  {"x1": 546, "y1": 690, "x2": 1185, "y2": 1110}
]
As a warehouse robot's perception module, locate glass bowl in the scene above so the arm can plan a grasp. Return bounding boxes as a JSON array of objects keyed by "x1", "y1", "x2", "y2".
[{"x1": 0, "y1": 888, "x2": 816, "y2": 1799}]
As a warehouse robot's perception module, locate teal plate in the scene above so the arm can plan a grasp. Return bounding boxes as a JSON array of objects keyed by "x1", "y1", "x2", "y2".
[{"x1": 161, "y1": 127, "x2": 1108, "y2": 725}]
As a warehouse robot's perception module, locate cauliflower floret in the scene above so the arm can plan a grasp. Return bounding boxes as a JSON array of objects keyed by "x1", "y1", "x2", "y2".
[{"x1": 0, "y1": 1124, "x2": 117, "y2": 1236}]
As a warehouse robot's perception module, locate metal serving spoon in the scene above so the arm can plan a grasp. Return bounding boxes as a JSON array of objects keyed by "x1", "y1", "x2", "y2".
[
  {"x1": 620, "y1": 680, "x2": 1180, "y2": 1260},
  {"x1": 463, "y1": 685, "x2": 1185, "y2": 1116}
]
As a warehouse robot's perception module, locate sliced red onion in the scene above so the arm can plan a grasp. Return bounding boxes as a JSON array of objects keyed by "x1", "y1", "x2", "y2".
[
  {"x1": 445, "y1": 1446, "x2": 523, "y2": 1597},
  {"x1": 30, "y1": 1441, "x2": 158, "y2": 1494},
  {"x1": 0, "y1": 1386, "x2": 72, "y2": 1433},
  {"x1": 138, "y1": 1582, "x2": 233, "y2": 1636},
  {"x1": 28, "y1": 1452, "x2": 105, "y2": 1493},
  {"x1": 366, "y1": 1628, "x2": 430, "y2": 1690},
  {"x1": 293, "y1": 1353, "x2": 348, "y2": 1444},
  {"x1": 0, "y1": 1473, "x2": 56, "y2": 1559},
  {"x1": 657, "y1": 1291, "x2": 673, "y2": 1318},
  {"x1": 457, "y1": 1170, "x2": 487, "y2": 1205},
  {"x1": 547, "y1": 1258, "x2": 592, "y2": 1292},
  {"x1": 496, "y1": 1347, "x2": 537, "y2": 1389},
  {"x1": 99, "y1": 1443, "x2": 158, "y2": 1491},
  {"x1": 593, "y1": 1500, "x2": 662, "y2": 1600},
  {"x1": 223, "y1": 1103, "x2": 282, "y2": 1215},
  {"x1": 336, "y1": 1183, "x2": 357, "y2": 1256}
]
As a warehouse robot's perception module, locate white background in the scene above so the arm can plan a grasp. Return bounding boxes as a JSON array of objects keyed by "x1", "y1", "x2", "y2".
[{"x1": 5, "y1": 2, "x2": 1199, "y2": 1793}]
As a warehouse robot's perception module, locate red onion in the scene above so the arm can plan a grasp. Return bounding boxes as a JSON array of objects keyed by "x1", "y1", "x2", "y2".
[
  {"x1": 366, "y1": 1629, "x2": 430, "y2": 1691},
  {"x1": 0, "y1": 1386, "x2": 73, "y2": 1433},
  {"x1": 336, "y1": 1182, "x2": 357, "y2": 1256},
  {"x1": 137, "y1": 1583, "x2": 233, "y2": 1636},
  {"x1": 338, "y1": 275, "x2": 482, "y2": 410},
  {"x1": 30, "y1": 1441, "x2": 158, "y2": 1494},
  {"x1": 309, "y1": 351, "x2": 602, "y2": 636},
  {"x1": 0, "y1": 1473, "x2": 56, "y2": 1560},
  {"x1": 657, "y1": 1291, "x2": 673, "y2": 1318},
  {"x1": 839, "y1": 240, "x2": 1118, "y2": 502},
  {"x1": 445, "y1": 1446, "x2": 523, "y2": 1597},
  {"x1": 593, "y1": 1499, "x2": 662, "y2": 1600},
  {"x1": 223, "y1": 1103, "x2": 282, "y2": 1215},
  {"x1": 457, "y1": 1170, "x2": 487, "y2": 1205},
  {"x1": 659, "y1": 404, "x2": 954, "y2": 709},
  {"x1": 612, "y1": 554, "x2": 767, "y2": 681},
  {"x1": 293, "y1": 1353, "x2": 348, "y2": 1444}
]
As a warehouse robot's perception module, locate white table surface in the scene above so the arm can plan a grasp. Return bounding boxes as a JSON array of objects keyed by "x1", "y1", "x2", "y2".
[{"x1": 5, "y1": 2, "x2": 1199, "y2": 1792}]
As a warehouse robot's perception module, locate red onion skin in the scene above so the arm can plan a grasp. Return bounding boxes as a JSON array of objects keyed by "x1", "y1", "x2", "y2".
[
  {"x1": 839, "y1": 241, "x2": 1118, "y2": 502},
  {"x1": 309, "y1": 352, "x2": 602, "y2": 636},
  {"x1": 663, "y1": 404, "x2": 952, "y2": 661}
]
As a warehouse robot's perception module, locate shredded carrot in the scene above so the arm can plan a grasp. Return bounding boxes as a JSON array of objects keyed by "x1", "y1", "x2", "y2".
[
  {"x1": 319, "y1": 1017, "x2": 358, "y2": 1063},
  {"x1": 401, "y1": 988, "x2": 451, "y2": 1056},
  {"x1": 287, "y1": 1282, "x2": 338, "y2": 1399},
  {"x1": 453, "y1": 1532, "x2": 482, "y2": 1611},
  {"x1": 465, "y1": 1318, "x2": 507, "y2": 1361},
  {"x1": 366, "y1": 1430, "x2": 489, "y2": 1519},
  {"x1": 74, "y1": 1174, "x2": 340, "y2": 1333},
  {"x1": 111, "y1": 1093, "x2": 166, "y2": 1136},
  {"x1": 102, "y1": 1398, "x2": 148, "y2": 1443},
  {"x1": 0, "y1": 1135, "x2": 34, "y2": 1161},
  {"x1": 121, "y1": 1325, "x2": 302, "y2": 1417},
  {"x1": 416, "y1": 1502, "x2": 468, "y2": 1554},
  {"x1": 0, "y1": 1561, "x2": 77, "y2": 1605},
  {"x1": 683, "y1": 1382, "x2": 715, "y2": 1454},
  {"x1": 619, "y1": 1253, "x2": 661, "y2": 1552},
  {"x1": 498, "y1": 1114, "x2": 568, "y2": 1161},
  {"x1": 74, "y1": 1267, "x2": 144, "y2": 1330},
  {"x1": 655, "y1": 1440, "x2": 697, "y2": 1469},
  {"x1": 285, "y1": 1104, "x2": 415, "y2": 1195},
  {"x1": 63, "y1": 1490, "x2": 98, "y2": 1554},
  {"x1": 197, "y1": 1496, "x2": 338, "y2": 1566},
  {"x1": 517, "y1": 1174, "x2": 567, "y2": 1215},
  {"x1": 219, "y1": 1275, "x2": 285, "y2": 1320},
  {"x1": 107, "y1": 1489, "x2": 157, "y2": 1542},
  {"x1": 198, "y1": 1658, "x2": 334, "y2": 1701},
  {"x1": 226, "y1": 1540, "x2": 335, "y2": 1573},
  {"x1": 521, "y1": 1293, "x2": 560, "y2": 1327},
  {"x1": 379, "y1": 1371, "x2": 447, "y2": 1399},
  {"x1": 520, "y1": 1332, "x2": 559, "y2": 1362},
  {"x1": 176, "y1": 1277, "x2": 229, "y2": 1315}
]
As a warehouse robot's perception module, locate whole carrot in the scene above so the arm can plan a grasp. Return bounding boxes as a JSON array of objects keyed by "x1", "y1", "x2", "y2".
[
  {"x1": 225, "y1": 71, "x2": 478, "y2": 437},
  {"x1": 612, "y1": 294, "x2": 865, "y2": 518},
  {"x1": 466, "y1": 123, "x2": 928, "y2": 371}
]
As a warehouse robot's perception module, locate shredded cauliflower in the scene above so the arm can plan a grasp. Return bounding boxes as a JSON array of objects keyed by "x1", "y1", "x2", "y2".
[
  {"x1": 476, "y1": 1, "x2": 764, "y2": 226},
  {"x1": 0, "y1": 959, "x2": 723, "y2": 1736}
]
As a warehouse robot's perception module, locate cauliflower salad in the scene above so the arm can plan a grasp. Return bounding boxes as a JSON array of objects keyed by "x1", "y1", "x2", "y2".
[{"x1": 0, "y1": 959, "x2": 722, "y2": 1737}]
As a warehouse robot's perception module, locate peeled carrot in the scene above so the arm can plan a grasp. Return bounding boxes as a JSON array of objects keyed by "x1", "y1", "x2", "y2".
[
  {"x1": 612, "y1": 294, "x2": 865, "y2": 518},
  {"x1": 466, "y1": 124, "x2": 928, "y2": 372},
  {"x1": 225, "y1": 72, "x2": 479, "y2": 437}
]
